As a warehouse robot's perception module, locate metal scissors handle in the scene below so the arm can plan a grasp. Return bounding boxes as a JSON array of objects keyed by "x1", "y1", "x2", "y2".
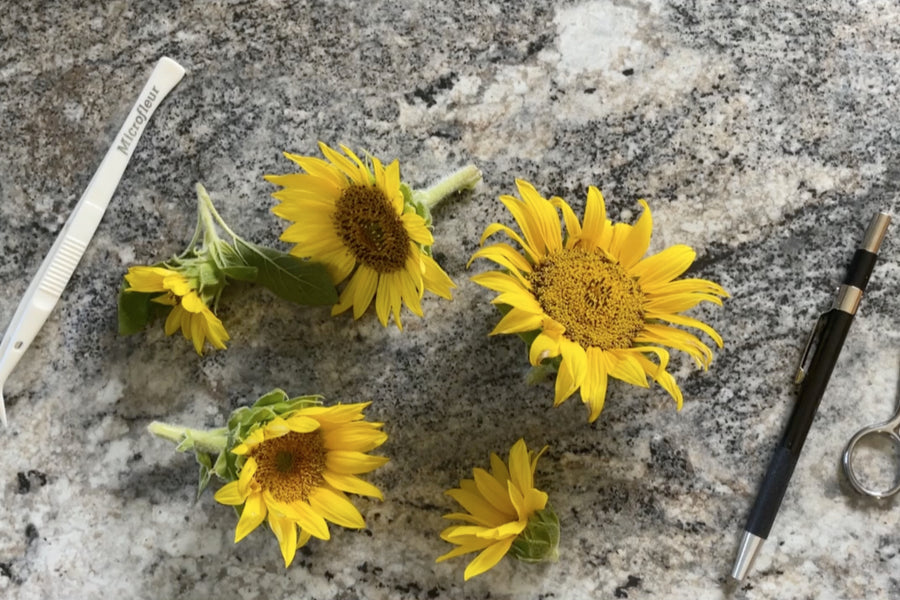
[{"x1": 842, "y1": 371, "x2": 900, "y2": 498}]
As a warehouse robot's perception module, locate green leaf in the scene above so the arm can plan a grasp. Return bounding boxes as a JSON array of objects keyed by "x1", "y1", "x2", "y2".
[
  {"x1": 221, "y1": 265, "x2": 258, "y2": 282},
  {"x1": 117, "y1": 288, "x2": 155, "y2": 335},
  {"x1": 233, "y1": 239, "x2": 337, "y2": 306}
]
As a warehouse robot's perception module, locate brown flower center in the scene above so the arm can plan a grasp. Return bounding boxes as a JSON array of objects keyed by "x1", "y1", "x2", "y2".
[
  {"x1": 529, "y1": 247, "x2": 645, "y2": 350},
  {"x1": 250, "y1": 431, "x2": 327, "y2": 503},
  {"x1": 333, "y1": 185, "x2": 409, "y2": 273}
]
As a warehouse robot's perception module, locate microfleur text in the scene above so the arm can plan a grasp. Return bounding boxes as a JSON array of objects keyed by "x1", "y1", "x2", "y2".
[{"x1": 116, "y1": 85, "x2": 160, "y2": 156}]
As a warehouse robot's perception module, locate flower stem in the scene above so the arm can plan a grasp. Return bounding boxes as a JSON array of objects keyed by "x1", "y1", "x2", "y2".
[
  {"x1": 196, "y1": 182, "x2": 242, "y2": 241},
  {"x1": 147, "y1": 421, "x2": 228, "y2": 454},
  {"x1": 414, "y1": 165, "x2": 482, "y2": 210}
]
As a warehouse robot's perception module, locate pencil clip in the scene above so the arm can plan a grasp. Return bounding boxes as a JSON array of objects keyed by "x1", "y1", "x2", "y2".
[{"x1": 795, "y1": 312, "x2": 828, "y2": 384}]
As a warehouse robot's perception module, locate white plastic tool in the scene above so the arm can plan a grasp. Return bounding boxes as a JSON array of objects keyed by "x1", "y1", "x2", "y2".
[{"x1": 0, "y1": 57, "x2": 186, "y2": 426}]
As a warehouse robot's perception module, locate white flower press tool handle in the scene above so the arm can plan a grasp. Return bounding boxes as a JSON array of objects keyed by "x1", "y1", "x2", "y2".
[{"x1": 0, "y1": 57, "x2": 186, "y2": 427}]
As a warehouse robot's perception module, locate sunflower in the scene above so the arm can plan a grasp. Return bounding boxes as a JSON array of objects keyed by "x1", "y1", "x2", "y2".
[
  {"x1": 470, "y1": 180, "x2": 728, "y2": 422},
  {"x1": 213, "y1": 402, "x2": 388, "y2": 567},
  {"x1": 123, "y1": 265, "x2": 229, "y2": 354},
  {"x1": 437, "y1": 439, "x2": 557, "y2": 580},
  {"x1": 265, "y1": 142, "x2": 456, "y2": 330}
]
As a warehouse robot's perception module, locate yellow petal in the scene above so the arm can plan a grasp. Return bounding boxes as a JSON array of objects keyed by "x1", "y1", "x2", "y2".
[
  {"x1": 283, "y1": 415, "x2": 322, "y2": 433},
  {"x1": 401, "y1": 212, "x2": 434, "y2": 245},
  {"x1": 163, "y1": 305, "x2": 181, "y2": 336},
  {"x1": 489, "y1": 308, "x2": 543, "y2": 336},
  {"x1": 319, "y1": 142, "x2": 363, "y2": 183},
  {"x1": 321, "y1": 423, "x2": 386, "y2": 453},
  {"x1": 469, "y1": 271, "x2": 530, "y2": 292},
  {"x1": 234, "y1": 492, "x2": 267, "y2": 543},
  {"x1": 213, "y1": 481, "x2": 246, "y2": 506},
  {"x1": 421, "y1": 254, "x2": 455, "y2": 300},
  {"x1": 607, "y1": 351, "x2": 650, "y2": 388},
  {"x1": 400, "y1": 269, "x2": 424, "y2": 318},
  {"x1": 580, "y1": 186, "x2": 608, "y2": 249},
  {"x1": 468, "y1": 243, "x2": 534, "y2": 278},
  {"x1": 479, "y1": 222, "x2": 541, "y2": 264},
  {"x1": 581, "y1": 348, "x2": 610, "y2": 422},
  {"x1": 553, "y1": 349, "x2": 579, "y2": 407},
  {"x1": 280, "y1": 498, "x2": 331, "y2": 540},
  {"x1": 445, "y1": 488, "x2": 511, "y2": 527},
  {"x1": 383, "y1": 160, "x2": 403, "y2": 212},
  {"x1": 630, "y1": 244, "x2": 696, "y2": 288},
  {"x1": 237, "y1": 457, "x2": 258, "y2": 495},
  {"x1": 516, "y1": 179, "x2": 563, "y2": 254},
  {"x1": 616, "y1": 199, "x2": 652, "y2": 269},
  {"x1": 322, "y1": 471, "x2": 384, "y2": 500},
  {"x1": 326, "y1": 450, "x2": 390, "y2": 474},
  {"x1": 550, "y1": 196, "x2": 582, "y2": 243},
  {"x1": 472, "y1": 468, "x2": 516, "y2": 515},
  {"x1": 463, "y1": 537, "x2": 515, "y2": 580},
  {"x1": 278, "y1": 152, "x2": 347, "y2": 190},
  {"x1": 507, "y1": 439, "x2": 532, "y2": 495},
  {"x1": 374, "y1": 274, "x2": 390, "y2": 327},
  {"x1": 528, "y1": 331, "x2": 561, "y2": 366},
  {"x1": 267, "y1": 512, "x2": 298, "y2": 567},
  {"x1": 307, "y1": 487, "x2": 366, "y2": 529},
  {"x1": 387, "y1": 271, "x2": 404, "y2": 331},
  {"x1": 490, "y1": 453, "x2": 510, "y2": 484},
  {"x1": 351, "y1": 265, "x2": 380, "y2": 319},
  {"x1": 435, "y1": 534, "x2": 494, "y2": 563}
]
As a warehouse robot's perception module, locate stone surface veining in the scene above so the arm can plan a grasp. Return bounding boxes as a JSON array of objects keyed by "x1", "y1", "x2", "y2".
[{"x1": 2, "y1": 2, "x2": 900, "y2": 599}]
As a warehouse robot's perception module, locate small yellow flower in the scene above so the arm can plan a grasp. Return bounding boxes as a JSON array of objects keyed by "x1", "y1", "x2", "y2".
[
  {"x1": 471, "y1": 180, "x2": 728, "y2": 421},
  {"x1": 437, "y1": 439, "x2": 556, "y2": 580},
  {"x1": 265, "y1": 142, "x2": 455, "y2": 330},
  {"x1": 214, "y1": 402, "x2": 388, "y2": 567},
  {"x1": 124, "y1": 266, "x2": 229, "y2": 354}
]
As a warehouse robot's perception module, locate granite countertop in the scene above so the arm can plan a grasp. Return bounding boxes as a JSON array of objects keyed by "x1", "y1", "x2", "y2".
[{"x1": 3, "y1": 2, "x2": 900, "y2": 599}]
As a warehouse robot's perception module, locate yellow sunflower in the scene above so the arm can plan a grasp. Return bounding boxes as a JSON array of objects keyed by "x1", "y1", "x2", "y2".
[
  {"x1": 123, "y1": 266, "x2": 229, "y2": 354},
  {"x1": 437, "y1": 439, "x2": 557, "y2": 580},
  {"x1": 213, "y1": 402, "x2": 388, "y2": 567},
  {"x1": 265, "y1": 142, "x2": 455, "y2": 330},
  {"x1": 471, "y1": 180, "x2": 728, "y2": 422}
]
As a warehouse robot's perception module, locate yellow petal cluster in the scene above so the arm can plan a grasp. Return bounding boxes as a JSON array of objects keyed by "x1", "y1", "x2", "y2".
[
  {"x1": 214, "y1": 402, "x2": 388, "y2": 567},
  {"x1": 124, "y1": 266, "x2": 229, "y2": 354},
  {"x1": 437, "y1": 439, "x2": 548, "y2": 580},
  {"x1": 471, "y1": 180, "x2": 728, "y2": 421},
  {"x1": 265, "y1": 142, "x2": 454, "y2": 330}
]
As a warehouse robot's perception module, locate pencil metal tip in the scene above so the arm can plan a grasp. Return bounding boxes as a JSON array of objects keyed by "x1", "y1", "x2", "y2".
[{"x1": 731, "y1": 531, "x2": 764, "y2": 581}]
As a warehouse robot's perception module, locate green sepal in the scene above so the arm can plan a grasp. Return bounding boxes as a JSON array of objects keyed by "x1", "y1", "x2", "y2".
[
  {"x1": 197, "y1": 261, "x2": 221, "y2": 290},
  {"x1": 233, "y1": 239, "x2": 338, "y2": 306},
  {"x1": 403, "y1": 182, "x2": 433, "y2": 228},
  {"x1": 508, "y1": 504, "x2": 560, "y2": 564},
  {"x1": 196, "y1": 451, "x2": 214, "y2": 498}
]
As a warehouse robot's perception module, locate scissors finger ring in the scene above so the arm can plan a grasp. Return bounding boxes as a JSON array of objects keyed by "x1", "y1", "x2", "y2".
[{"x1": 842, "y1": 413, "x2": 900, "y2": 498}]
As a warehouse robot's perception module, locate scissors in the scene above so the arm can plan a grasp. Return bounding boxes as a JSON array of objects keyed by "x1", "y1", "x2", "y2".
[{"x1": 842, "y1": 364, "x2": 900, "y2": 498}]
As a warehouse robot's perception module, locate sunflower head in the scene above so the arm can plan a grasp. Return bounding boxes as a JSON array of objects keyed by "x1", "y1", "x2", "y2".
[
  {"x1": 265, "y1": 142, "x2": 456, "y2": 330},
  {"x1": 470, "y1": 180, "x2": 728, "y2": 422},
  {"x1": 437, "y1": 439, "x2": 558, "y2": 580},
  {"x1": 212, "y1": 389, "x2": 388, "y2": 567},
  {"x1": 123, "y1": 265, "x2": 229, "y2": 354}
]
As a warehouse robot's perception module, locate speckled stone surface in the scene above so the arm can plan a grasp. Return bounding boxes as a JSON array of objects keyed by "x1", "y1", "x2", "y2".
[{"x1": 3, "y1": 1, "x2": 900, "y2": 599}]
